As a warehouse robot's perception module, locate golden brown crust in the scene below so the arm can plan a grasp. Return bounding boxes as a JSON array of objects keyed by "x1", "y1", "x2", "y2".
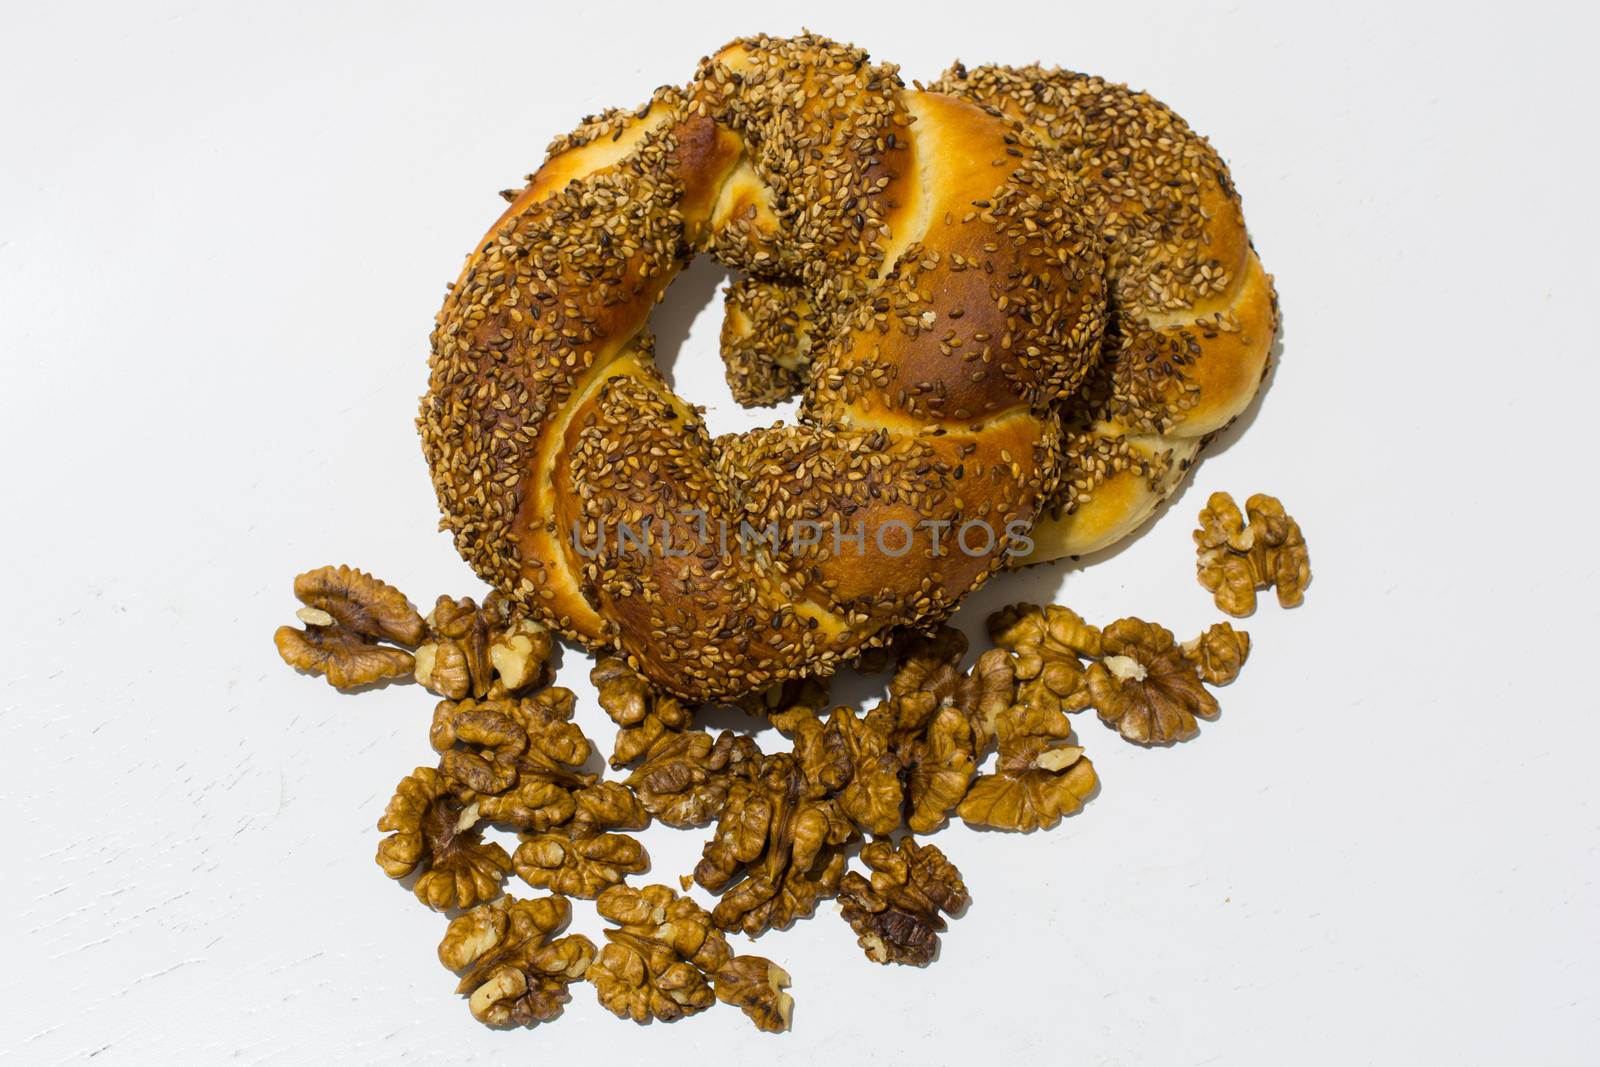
[
  {"x1": 419, "y1": 36, "x2": 1269, "y2": 699},
  {"x1": 928, "y1": 64, "x2": 1277, "y2": 560},
  {"x1": 717, "y1": 414, "x2": 1052, "y2": 617},
  {"x1": 801, "y1": 91, "x2": 1104, "y2": 432},
  {"x1": 421, "y1": 96, "x2": 743, "y2": 642}
]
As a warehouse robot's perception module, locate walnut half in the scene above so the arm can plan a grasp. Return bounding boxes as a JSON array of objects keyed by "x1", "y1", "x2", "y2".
[
  {"x1": 274, "y1": 624, "x2": 414, "y2": 690},
  {"x1": 1182, "y1": 621, "x2": 1251, "y2": 685},
  {"x1": 438, "y1": 895, "x2": 596, "y2": 1027},
  {"x1": 513, "y1": 830, "x2": 649, "y2": 899},
  {"x1": 1087, "y1": 618, "x2": 1220, "y2": 745},
  {"x1": 1195, "y1": 491, "x2": 1311, "y2": 615},
  {"x1": 694, "y1": 754, "x2": 855, "y2": 937},
  {"x1": 624, "y1": 729, "x2": 762, "y2": 828},
  {"x1": 428, "y1": 694, "x2": 598, "y2": 832},
  {"x1": 887, "y1": 626, "x2": 1015, "y2": 748},
  {"x1": 988, "y1": 603, "x2": 1097, "y2": 716},
  {"x1": 712, "y1": 955, "x2": 794, "y2": 1033},
  {"x1": 957, "y1": 705, "x2": 1097, "y2": 832},
  {"x1": 593, "y1": 657, "x2": 695, "y2": 768},
  {"x1": 292, "y1": 565, "x2": 426, "y2": 646},
  {"x1": 375, "y1": 766, "x2": 511, "y2": 910},
  {"x1": 273, "y1": 564, "x2": 423, "y2": 689},
  {"x1": 512, "y1": 782, "x2": 650, "y2": 901},
  {"x1": 788, "y1": 705, "x2": 903, "y2": 835},
  {"x1": 838, "y1": 838, "x2": 969, "y2": 965},
  {"x1": 587, "y1": 884, "x2": 724, "y2": 1024}
]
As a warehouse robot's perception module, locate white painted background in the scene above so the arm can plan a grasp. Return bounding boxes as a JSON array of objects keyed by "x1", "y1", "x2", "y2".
[{"x1": 4, "y1": 1, "x2": 1596, "y2": 1062}]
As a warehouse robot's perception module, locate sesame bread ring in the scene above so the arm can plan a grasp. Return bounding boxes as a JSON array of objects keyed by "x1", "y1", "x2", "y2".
[
  {"x1": 721, "y1": 64, "x2": 1279, "y2": 562},
  {"x1": 420, "y1": 35, "x2": 1105, "y2": 700}
]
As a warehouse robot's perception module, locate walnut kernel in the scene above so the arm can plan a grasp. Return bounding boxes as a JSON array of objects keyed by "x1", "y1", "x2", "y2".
[
  {"x1": 712, "y1": 955, "x2": 794, "y2": 1033},
  {"x1": 1087, "y1": 618, "x2": 1219, "y2": 744},
  {"x1": 439, "y1": 895, "x2": 595, "y2": 1027},
  {"x1": 1195, "y1": 491, "x2": 1311, "y2": 615},
  {"x1": 989, "y1": 603, "x2": 1097, "y2": 715},
  {"x1": 1182, "y1": 621, "x2": 1251, "y2": 685},
  {"x1": 274, "y1": 624, "x2": 415, "y2": 690},
  {"x1": 694, "y1": 755, "x2": 854, "y2": 936},
  {"x1": 957, "y1": 705, "x2": 1097, "y2": 832},
  {"x1": 513, "y1": 828, "x2": 648, "y2": 898},
  {"x1": 625, "y1": 730, "x2": 762, "y2": 828},
  {"x1": 593, "y1": 656, "x2": 695, "y2": 767},
  {"x1": 375, "y1": 766, "x2": 511, "y2": 910},
  {"x1": 429, "y1": 695, "x2": 597, "y2": 831},
  {"x1": 839, "y1": 837, "x2": 969, "y2": 965},
  {"x1": 292, "y1": 565, "x2": 426, "y2": 646}
]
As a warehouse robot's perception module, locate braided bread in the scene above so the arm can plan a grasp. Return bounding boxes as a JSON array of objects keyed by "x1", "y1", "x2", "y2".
[
  {"x1": 723, "y1": 62, "x2": 1279, "y2": 561},
  {"x1": 420, "y1": 35, "x2": 1273, "y2": 701}
]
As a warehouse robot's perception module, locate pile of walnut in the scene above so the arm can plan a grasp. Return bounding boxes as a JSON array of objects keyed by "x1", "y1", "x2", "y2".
[{"x1": 272, "y1": 494, "x2": 1308, "y2": 1032}]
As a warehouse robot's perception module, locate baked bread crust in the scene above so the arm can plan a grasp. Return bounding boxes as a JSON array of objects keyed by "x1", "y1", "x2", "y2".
[
  {"x1": 724, "y1": 64, "x2": 1279, "y2": 560},
  {"x1": 927, "y1": 64, "x2": 1277, "y2": 559},
  {"x1": 421, "y1": 36, "x2": 1105, "y2": 699},
  {"x1": 420, "y1": 37, "x2": 1275, "y2": 699}
]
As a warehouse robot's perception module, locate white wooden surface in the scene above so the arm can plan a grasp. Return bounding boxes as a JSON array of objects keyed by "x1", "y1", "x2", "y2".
[{"x1": 4, "y1": 1, "x2": 1597, "y2": 1062}]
